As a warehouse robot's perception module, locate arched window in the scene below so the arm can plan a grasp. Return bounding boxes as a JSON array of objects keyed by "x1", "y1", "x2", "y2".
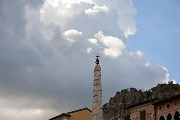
[
  {"x1": 174, "y1": 111, "x2": 180, "y2": 120},
  {"x1": 159, "y1": 116, "x2": 165, "y2": 120},
  {"x1": 167, "y1": 113, "x2": 172, "y2": 120},
  {"x1": 166, "y1": 103, "x2": 170, "y2": 108}
]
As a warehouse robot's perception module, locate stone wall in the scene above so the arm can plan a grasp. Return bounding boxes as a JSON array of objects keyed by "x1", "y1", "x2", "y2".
[
  {"x1": 128, "y1": 102, "x2": 155, "y2": 120},
  {"x1": 154, "y1": 95, "x2": 180, "y2": 120}
]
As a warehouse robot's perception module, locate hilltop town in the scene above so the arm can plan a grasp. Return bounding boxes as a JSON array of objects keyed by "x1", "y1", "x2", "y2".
[{"x1": 103, "y1": 81, "x2": 180, "y2": 120}]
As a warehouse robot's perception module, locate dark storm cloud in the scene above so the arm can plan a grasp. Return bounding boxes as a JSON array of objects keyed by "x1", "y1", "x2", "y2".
[
  {"x1": 0, "y1": 1, "x2": 94, "y2": 119},
  {"x1": 0, "y1": 1, "x2": 62, "y2": 119}
]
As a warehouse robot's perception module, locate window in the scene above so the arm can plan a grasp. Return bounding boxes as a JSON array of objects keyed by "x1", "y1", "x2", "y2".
[
  {"x1": 140, "y1": 110, "x2": 146, "y2": 120},
  {"x1": 167, "y1": 113, "x2": 172, "y2": 120},
  {"x1": 166, "y1": 104, "x2": 170, "y2": 108},
  {"x1": 159, "y1": 116, "x2": 165, "y2": 120},
  {"x1": 174, "y1": 111, "x2": 180, "y2": 120}
]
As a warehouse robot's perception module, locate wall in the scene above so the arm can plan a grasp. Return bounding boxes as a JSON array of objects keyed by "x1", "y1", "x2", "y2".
[
  {"x1": 128, "y1": 102, "x2": 155, "y2": 120},
  {"x1": 69, "y1": 109, "x2": 92, "y2": 120},
  {"x1": 155, "y1": 97, "x2": 180, "y2": 120}
]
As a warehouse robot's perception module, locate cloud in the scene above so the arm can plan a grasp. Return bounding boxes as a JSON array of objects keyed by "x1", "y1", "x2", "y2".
[
  {"x1": 129, "y1": 50, "x2": 144, "y2": 57},
  {"x1": 64, "y1": 29, "x2": 82, "y2": 43},
  {"x1": 145, "y1": 62, "x2": 150, "y2": 67},
  {"x1": 88, "y1": 38, "x2": 98, "y2": 45},
  {"x1": 93, "y1": 31, "x2": 125, "y2": 57},
  {"x1": 0, "y1": 97, "x2": 57, "y2": 120},
  {"x1": 85, "y1": 5, "x2": 108, "y2": 15},
  {"x1": 87, "y1": 47, "x2": 92, "y2": 53},
  {"x1": 101, "y1": 0, "x2": 137, "y2": 37},
  {"x1": 161, "y1": 66, "x2": 176, "y2": 84},
  {"x1": 64, "y1": 29, "x2": 82, "y2": 36},
  {"x1": 0, "y1": 0, "x2": 175, "y2": 120},
  {"x1": 40, "y1": 0, "x2": 136, "y2": 39},
  {"x1": 40, "y1": 0, "x2": 95, "y2": 26}
]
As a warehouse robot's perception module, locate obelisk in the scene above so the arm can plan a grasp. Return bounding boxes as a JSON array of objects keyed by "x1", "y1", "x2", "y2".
[{"x1": 92, "y1": 55, "x2": 103, "y2": 120}]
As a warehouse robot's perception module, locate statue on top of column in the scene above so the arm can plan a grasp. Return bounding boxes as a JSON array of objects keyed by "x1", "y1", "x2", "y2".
[{"x1": 95, "y1": 55, "x2": 100, "y2": 65}]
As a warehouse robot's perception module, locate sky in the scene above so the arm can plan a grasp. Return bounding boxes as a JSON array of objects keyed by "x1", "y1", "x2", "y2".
[{"x1": 0, "y1": 0, "x2": 179, "y2": 120}]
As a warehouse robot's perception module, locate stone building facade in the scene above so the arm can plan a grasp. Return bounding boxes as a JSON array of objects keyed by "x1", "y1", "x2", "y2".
[
  {"x1": 128, "y1": 100, "x2": 155, "y2": 120},
  {"x1": 104, "y1": 83, "x2": 180, "y2": 120},
  {"x1": 127, "y1": 94, "x2": 180, "y2": 120},
  {"x1": 153, "y1": 94, "x2": 180, "y2": 120},
  {"x1": 49, "y1": 107, "x2": 92, "y2": 120}
]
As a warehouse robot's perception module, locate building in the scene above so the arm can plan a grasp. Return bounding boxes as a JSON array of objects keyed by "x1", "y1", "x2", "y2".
[
  {"x1": 153, "y1": 94, "x2": 180, "y2": 120},
  {"x1": 92, "y1": 55, "x2": 103, "y2": 120},
  {"x1": 128, "y1": 100, "x2": 155, "y2": 120},
  {"x1": 103, "y1": 83, "x2": 180, "y2": 120},
  {"x1": 49, "y1": 107, "x2": 92, "y2": 120},
  {"x1": 127, "y1": 94, "x2": 180, "y2": 120}
]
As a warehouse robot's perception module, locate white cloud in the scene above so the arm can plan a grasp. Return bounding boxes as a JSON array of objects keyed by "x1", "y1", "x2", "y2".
[
  {"x1": 94, "y1": 31, "x2": 125, "y2": 57},
  {"x1": 88, "y1": 38, "x2": 98, "y2": 45},
  {"x1": 161, "y1": 66, "x2": 168, "y2": 72},
  {"x1": 161, "y1": 66, "x2": 176, "y2": 84},
  {"x1": 64, "y1": 29, "x2": 82, "y2": 37},
  {"x1": 40, "y1": 0, "x2": 136, "y2": 38},
  {"x1": 87, "y1": 47, "x2": 92, "y2": 53},
  {"x1": 64, "y1": 29, "x2": 82, "y2": 43},
  {"x1": 41, "y1": 0, "x2": 93, "y2": 17},
  {"x1": 85, "y1": 5, "x2": 108, "y2": 15},
  {"x1": 135, "y1": 50, "x2": 143, "y2": 57},
  {"x1": 144, "y1": 62, "x2": 150, "y2": 67},
  {"x1": 103, "y1": 0, "x2": 137, "y2": 37},
  {"x1": 129, "y1": 50, "x2": 143, "y2": 57}
]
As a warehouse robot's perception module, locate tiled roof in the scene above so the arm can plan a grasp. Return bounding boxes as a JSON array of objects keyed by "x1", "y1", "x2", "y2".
[{"x1": 49, "y1": 107, "x2": 91, "y2": 120}]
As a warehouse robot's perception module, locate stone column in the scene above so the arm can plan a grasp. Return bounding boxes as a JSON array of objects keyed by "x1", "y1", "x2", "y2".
[{"x1": 92, "y1": 64, "x2": 103, "y2": 120}]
